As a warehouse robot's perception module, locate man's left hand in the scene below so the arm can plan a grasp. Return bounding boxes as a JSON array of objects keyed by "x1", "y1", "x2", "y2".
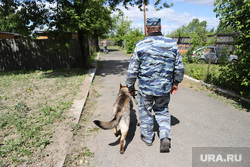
[{"x1": 171, "y1": 85, "x2": 178, "y2": 95}]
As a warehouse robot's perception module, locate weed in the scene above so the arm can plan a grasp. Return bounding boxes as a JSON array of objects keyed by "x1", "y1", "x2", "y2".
[{"x1": 63, "y1": 147, "x2": 94, "y2": 167}]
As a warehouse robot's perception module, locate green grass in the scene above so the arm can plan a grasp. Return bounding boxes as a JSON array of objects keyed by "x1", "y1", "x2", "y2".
[
  {"x1": 88, "y1": 52, "x2": 98, "y2": 66},
  {"x1": 184, "y1": 63, "x2": 221, "y2": 81},
  {"x1": 63, "y1": 147, "x2": 94, "y2": 167},
  {"x1": 0, "y1": 68, "x2": 87, "y2": 166}
]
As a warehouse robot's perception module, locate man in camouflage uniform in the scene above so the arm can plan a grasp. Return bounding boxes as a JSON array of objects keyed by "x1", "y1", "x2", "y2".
[{"x1": 126, "y1": 17, "x2": 184, "y2": 153}]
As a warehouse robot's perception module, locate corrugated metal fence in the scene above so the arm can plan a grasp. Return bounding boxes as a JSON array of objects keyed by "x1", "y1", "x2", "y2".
[
  {"x1": 172, "y1": 32, "x2": 238, "y2": 52},
  {"x1": 0, "y1": 39, "x2": 81, "y2": 71}
]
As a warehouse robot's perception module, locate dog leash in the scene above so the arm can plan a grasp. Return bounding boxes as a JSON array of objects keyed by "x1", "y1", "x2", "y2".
[{"x1": 131, "y1": 90, "x2": 138, "y2": 105}]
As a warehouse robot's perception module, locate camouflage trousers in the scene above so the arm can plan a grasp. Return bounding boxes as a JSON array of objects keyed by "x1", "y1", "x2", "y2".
[{"x1": 137, "y1": 89, "x2": 171, "y2": 143}]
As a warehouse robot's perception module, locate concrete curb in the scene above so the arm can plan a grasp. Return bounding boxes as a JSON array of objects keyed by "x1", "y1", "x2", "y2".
[
  {"x1": 71, "y1": 53, "x2": 100, "y2": 124},
  {"x1": 184, "y1": 75, "x2": 250, "y2": 104},
  {"x1": 60, "y1": 53, "x2": 100, "y2": 167}
]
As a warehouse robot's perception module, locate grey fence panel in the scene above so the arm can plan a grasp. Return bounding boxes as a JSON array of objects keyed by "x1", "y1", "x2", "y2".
[
  {"x1": 172, "y1": 32, "x2": 238, "y2": 52},
  {"x1": 0, "y1": 39, "x2": 82, "y2": 71}
]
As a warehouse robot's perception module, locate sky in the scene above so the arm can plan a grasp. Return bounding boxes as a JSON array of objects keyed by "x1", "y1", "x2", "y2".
[{"x1": 115, "y1": 0, "x2": 220, "y2": 35}]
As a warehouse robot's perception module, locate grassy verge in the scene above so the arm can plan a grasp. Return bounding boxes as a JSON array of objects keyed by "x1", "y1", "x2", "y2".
[
  {"x1": 0, "y1": 68, "x2": 87, "y2": 166},
  {"x1": 184, "y1": 62, "x2": 249, "y2": 111},
  {"x1": 184, "y1": 63, "x2": 221, "y2": 82},
  {"x1": 63, "y1": 78, "x2": 102, "y2": 166}
]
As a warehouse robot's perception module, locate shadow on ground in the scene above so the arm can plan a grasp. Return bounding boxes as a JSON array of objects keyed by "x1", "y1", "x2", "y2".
[
  {"x1": 100, "y1": 48, "x2": 120, "y2": 53},
  {"x1": 0, "y1": 68, "x2": 87, "y2": 78},
  {"x1": 96, "y1": 59, "x2": 129, "y2": 77},
  {"x1": 40, "y1": 69, "x2": 87, "y2": 78}
]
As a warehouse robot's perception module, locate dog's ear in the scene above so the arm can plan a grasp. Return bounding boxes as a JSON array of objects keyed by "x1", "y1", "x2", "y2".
[{"x1": 120, "y1": 83, "x2": 123, "y2": 88}]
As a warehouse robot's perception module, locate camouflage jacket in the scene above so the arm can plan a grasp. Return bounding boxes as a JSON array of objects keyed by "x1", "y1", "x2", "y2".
[{"x1": 126, "y1": 32, "x2": 184, "y2": 96}]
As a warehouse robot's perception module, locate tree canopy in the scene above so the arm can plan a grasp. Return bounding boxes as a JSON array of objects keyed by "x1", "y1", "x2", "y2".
[
  {"x1": 0, "y1": 0, "x2": 49, "y2": 36},
  {"x1": 0, "y1": 0, "x2": 173, "y2": 69},
  {"x1": 167, "y1": 18, "x2": 208, "y2": 37}
]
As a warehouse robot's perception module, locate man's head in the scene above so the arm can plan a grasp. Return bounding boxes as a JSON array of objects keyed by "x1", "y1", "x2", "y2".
[{"x1": 146, "y1": 17, "x2": 161, "y2": 34}]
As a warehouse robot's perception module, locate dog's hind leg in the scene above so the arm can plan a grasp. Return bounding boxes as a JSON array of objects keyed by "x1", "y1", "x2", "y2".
[
  {"x1": 114, "y1": 127, "x2": 119, "y2": 137},
  {"x1": 119, "y1": 118, "x2": 129, "y2": 154},
  {"x1": 119, "y1": 130, "x2": 128, "y2": 154}
]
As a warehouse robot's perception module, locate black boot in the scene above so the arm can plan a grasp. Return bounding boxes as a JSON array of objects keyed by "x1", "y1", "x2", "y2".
[{"x1": 160, "y1": 138, "x2": 170, "y2": 153}]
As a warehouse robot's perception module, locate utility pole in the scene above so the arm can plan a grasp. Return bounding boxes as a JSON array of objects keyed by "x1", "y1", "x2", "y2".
[{"x1": 144, "y1": 0, "x2": 146, "y2": 37}]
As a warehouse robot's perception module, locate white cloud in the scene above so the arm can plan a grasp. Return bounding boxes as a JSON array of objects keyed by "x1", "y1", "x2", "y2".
[
  {"x1": 116, "y1": 4, "x2": 219, "y2": 35},
  {"x1": 174, "y1": 0, "x2": 215, "y2": 6}
]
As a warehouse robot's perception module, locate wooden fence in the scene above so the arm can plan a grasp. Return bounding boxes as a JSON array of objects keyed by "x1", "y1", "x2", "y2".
[
  {"x1": 0, "y1": 39, "x2": 82, "y2": 71},
  {"x1": 172, "y1": 32, "x2": 238, "y2": 53}
]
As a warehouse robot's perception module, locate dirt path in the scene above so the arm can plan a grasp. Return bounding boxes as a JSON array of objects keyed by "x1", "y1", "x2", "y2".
[{"x1": 67, "y1": 50, "x2": 250, "y2": 167}]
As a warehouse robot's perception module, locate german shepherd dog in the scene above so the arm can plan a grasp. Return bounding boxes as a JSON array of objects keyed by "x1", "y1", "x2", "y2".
[{"x1": 93, "y1": 84, "x2": 133, "y2": 154}]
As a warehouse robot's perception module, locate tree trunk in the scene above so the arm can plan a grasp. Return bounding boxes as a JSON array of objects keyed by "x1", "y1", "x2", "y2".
[
  {"x1": 95, "y1": 36, "x2": 100, "y2": 52},
  {"x1": 78, "y1": 29, "x2": 90, "y2": 69},
  {"x1": 93, "y1": 30, "x2": 100, "y2": 52}
]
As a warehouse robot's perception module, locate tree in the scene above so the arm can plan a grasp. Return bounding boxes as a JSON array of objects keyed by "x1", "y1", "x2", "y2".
[
  {"x1": 108, "y1": 0, "x2": 173, "y2": 10},
  {"x1": 167, "y1": 18, "x2": 208, "y2": 38},
  {"x1": 1, "y1": 0, "x2": 173, "y2": 69},
  {"x1": 125, "y1": 28, "x2": 144, "y2": 53},
  {"x1": 186, "y1": 18, "x2": 207, "y2": 34},
  {"x1": 43, "y1": 0, "x2": 113, "y2": 69},
  {"x1": 214, "y1": 0, "x2": 250, "y2": 97},
  {"x1": 216, "y1": 20, "x2": 235, "y2": 33},
  {"x1": 90, "y1": 3, "x2": 113, "y2": 52},
  {"x1": 0, "y1": 0, "x2": 112, "y2": 69},
  {"x1": 0, "y1": 0, "x2": 48, "y2": 37},
  {"x1": 112, "y1": 13, "x2": 132, "y2": 46}
]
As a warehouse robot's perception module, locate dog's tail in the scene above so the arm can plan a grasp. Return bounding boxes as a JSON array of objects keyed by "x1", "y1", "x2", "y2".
[{"x1": 93, "y1": 116, "x2": 121, "y2": 130}]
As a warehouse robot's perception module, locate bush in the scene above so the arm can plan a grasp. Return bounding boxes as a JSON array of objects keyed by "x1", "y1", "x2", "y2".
[
  {"x1": 124, "y1": 28, "x2": 144, "y2": 54},
  {"x1": 185, "y1": 62, "x2": 250, "y2": 98},
  {"x1": 114, "y1": 35, "x2": 124, "y2": 47}
]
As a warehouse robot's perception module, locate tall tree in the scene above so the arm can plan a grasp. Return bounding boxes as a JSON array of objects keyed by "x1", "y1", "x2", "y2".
[
  {"x1": 44, "y1": 0, "x2": 113, "y2": 69},
  {"x1": 112, "y1": 13, "x2": 132, "y2": 46},
  {"x1": 0, "y1": 0, "x2": 112, "y2": 69},
  {"x1": 89, "y1": 1, "x2": 113, "y2": 52},
  {"x1": 214, "y1": 0, "x2": 250, "y2": 97}
]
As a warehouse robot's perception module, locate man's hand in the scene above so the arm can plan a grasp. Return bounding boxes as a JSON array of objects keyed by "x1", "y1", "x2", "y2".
[
  {"x1": 128, "y1": 86, "x2": 136, "y2": 97},
  {"x1": 171, "y1": 85, "x2": 178, "y2": 95}
]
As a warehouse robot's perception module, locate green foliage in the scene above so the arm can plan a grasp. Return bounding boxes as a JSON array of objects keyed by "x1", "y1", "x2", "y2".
[
  {"x1": 125, "y1": 28, "x2": 144, "y2": 54},
  {"x1": 0, "y1": 0, "x2": 113, "y2": 69},
  {"x1": 112, "y1": 13, "x2": 132, "y2": 46},
  {"x1": 217, "y1": 47, "x2": 230, "y2": 65},
  {"x1": 214, "y1": 0, "x2": 250, "y2": 98},
  {"x1": 186, "y1": 26, "x2": 216, "y2": 63},
  {"x1": 0, "y1": 0, "x2": 49, "y2": 37},
  {"x1": 167, "y1": 18, "x2": 208, "y2": 37},
  {"x1": 189, "y1": 66, "x2": 204, "y2": 80},
  {"x1": 216, "y1": 20, "x2": 235, "y2": 33},
  {"x1": 185, "y1": 63, "x2": 221, "y2": 84},
  {"x1": 108, "y1": 0, "x2": 172, "y2": 10}
]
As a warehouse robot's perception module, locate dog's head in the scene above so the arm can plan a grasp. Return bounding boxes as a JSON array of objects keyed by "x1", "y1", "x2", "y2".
[{"x1": 119, "y1": 83, "x2": 129, "y2": 94}]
